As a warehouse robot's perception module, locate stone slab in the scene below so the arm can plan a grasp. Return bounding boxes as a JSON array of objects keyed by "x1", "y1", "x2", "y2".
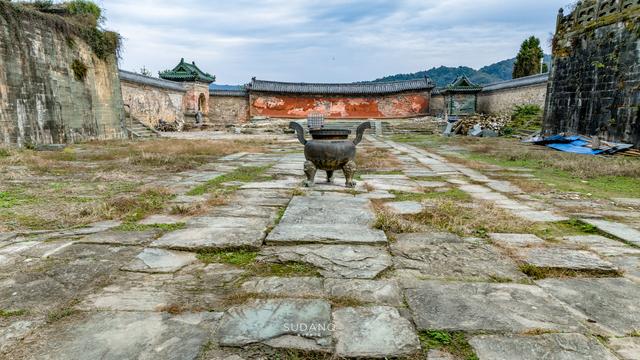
[
  {"x1": 4, "y1": 312, "x2": 216, "y2": 360},
  {"x1": 279, "y1": 195, "x2": 375, "y2": 226},
  {"x1": 122, "y1": 248, "x2": 197, "y2": 273},
  {"x1": 216, "y1": 299, "x2": 332, "y2": 351},
  {"x1": 405, "y1": 281, "x2": 583, "y2": 332},
  {"x1": 517, "y1": 247, "x2": 618, "y2": 272},
  {"x1": 608, "y1": 255, "x2": 640, "y2": 283},
  {"x1": 582, "y1": 219, "x2": 640, "y2": 246},
  {"x1": 266, "y1": 223, "x2": 386, "y2": 245},
  {"x1": 138, "y1": 214, "x2": 185, "y2": 225},
  {"x1": 357, "y1": 190, "x2": 396, "y2": 200},
  {"x1": 324, "y1": 279, "x2": 403, "y2": 306},
  {"x1": 609, "y1": 337, "x2": 640, "y2": 360},
  {"x1": 613, "y1": 198, "x2": 640, "y2": 207},
  {"x1": 415, "y1": 181, "x2": 448, "y2": 188},
  {"x1": 258, "y1": 245, "x2": 392, "y2": 279},
  {"x1": 151, "y1": 226, "x2": 265, "y2": 251},
  {"x1": 385, "y1": 201, "x2": 423, "y2": 215},
  {"x1": 240, "y1": 179, "x2": 300, "y2": 189},
  {"x1": 486, "y1": 180, "x2": 522, "y2": 194},
  {"x1": 78, "y1": 230, "x2": 157, "y2": 246},
  {"x1": 517, "y1": 210, "x2": 569, "y2": 222},
  {"x1": 333, "y1": 306, "x2": 421, "y2": 358},
  {"x1": 186, "y1": 216, "x2": 271, "y2": 229},
  {"x1": 469, "y1": 333, "x2": 617, "y2": 360},
  {"x1": 391, "y1": 233, "x2": 526, "y2": 282},
  {"x1": 564, "y1": 235, "x2": 640, "y2": 257},
  {"x1": 363, "y1": 179, "x2": 422, "y2": 193},
  {"x1": 488, "y1": 233, "x2": 546, "y2": 248},
  {"x1": 240, "y1": 277, "x2": 324, "y2": 298},
  {"x1": 537, "y1": 277, "x2": 640, "y2": 336}
]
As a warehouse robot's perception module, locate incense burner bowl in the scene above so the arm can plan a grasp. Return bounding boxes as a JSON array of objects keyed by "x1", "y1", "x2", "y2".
[{"x1": 290, "y1": 121, "x2": 371, "y2": 188}]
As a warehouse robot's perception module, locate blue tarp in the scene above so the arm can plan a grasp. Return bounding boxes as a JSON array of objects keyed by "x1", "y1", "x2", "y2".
[{"x1": 525, "y1": 135, "x2": 633, "y2": 155}]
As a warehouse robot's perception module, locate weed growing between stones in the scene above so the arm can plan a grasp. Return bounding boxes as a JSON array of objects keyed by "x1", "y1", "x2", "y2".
[
  {"x1": 197, "y1": 250, "x2": 258, "y2": 267},
  {"x1": 46, "y1": 307, "x2": 77, "y2": 323},
  {"x1": 253, "y1": 262, "x2": 321, "y2": 277},
  {"x1": 98, "y1": 187, "x2": 174, "y2": 222},
  {"x1": 518, "y1": 264, "x2": 623, "y2": 280},
  {"x1": 70, "y1": 58, "x2": 87, "y2": 81},
  {"x1": 372, "y1": 203, "x2": 424, "y2": 234},
  {"x1": 419, "y1": 330, "x2": 478, "y2": 360},
  {"x1": 389, "y1": 188, "x2": 471, "y2": 202},
  {"x1": 114, "y1": 222, "x2": 186, "y2": 232},
  {"x1": 187, "y1": 165, "x2": 273, "y2": 196},
  {"x1": 0, "y1": 309, "x2": 27, "y2": 317}
]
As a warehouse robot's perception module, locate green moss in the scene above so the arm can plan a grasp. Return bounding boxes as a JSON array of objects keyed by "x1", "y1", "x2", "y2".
[
  {"x1": 0, "y1": 190, "x2": 37, "y2": 208},
  {"x1": 0, "y1": 309, "x2": 28, "y2": 317},
  {"x1": 187, "y1": 165, "x2": 272, "y2": 196},
  {"x1": 259, "y1": 262, "x2": 320, "y2": 277},
  {"x1": 389, "y1": 188, "x2": 471, "y2": 202},
  {"x1": 419, "y1": 331, "x2": 478, "y2": 360},
  {"x1": 114, "y1": 222, "x2": 186, "y2": 232},
  {"x1": 197, "y1": 249, "x2": 258, "y2": 267}
]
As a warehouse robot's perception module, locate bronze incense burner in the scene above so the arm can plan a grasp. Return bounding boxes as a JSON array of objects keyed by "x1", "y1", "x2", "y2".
[{"x1": 289, "y1": 121, "x2": 371, "y2": 188}]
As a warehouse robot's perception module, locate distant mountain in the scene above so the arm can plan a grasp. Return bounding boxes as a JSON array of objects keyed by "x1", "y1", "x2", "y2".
[
  {"x1": 209, "y1": 84, "x2": 244, "y2": 91},
  {"x1": 372, "y1": 55, "x2": 552, "y2": 87}
]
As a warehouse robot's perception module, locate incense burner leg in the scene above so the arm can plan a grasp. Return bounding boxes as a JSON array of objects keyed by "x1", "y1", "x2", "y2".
[
  {"x1": 326, "y1": 170, "x2": 335, "y2": 183},
  {"x1": 304, "y1": 160, "x2": 317, "y2": 187},
  {"x1": 343, "y1": 160, "x2": 357, "y2": 188}
]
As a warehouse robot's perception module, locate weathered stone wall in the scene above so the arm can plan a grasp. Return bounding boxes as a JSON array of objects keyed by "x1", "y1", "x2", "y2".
[
  {"x1": 119, "y1": 70, "x2": 185, "y2": 127},
  {"x1": 544, "y1": 1, "x2": 640, "y2": 147},
  {"x1": 209, "y1": 91, "x2": 249, "y2": 125},
  {"x1": 478, "y1": 76, "x2": 548, "y2": 115},
  {"x1": 249, "y1": 91, "x2": 431, "y2": 118},
  {"x1": 430, "y1": 93, "x2": 445, "y2": 115},
  {"x1": 0, "y1": 3, "x2": 125, "y2": 146}
]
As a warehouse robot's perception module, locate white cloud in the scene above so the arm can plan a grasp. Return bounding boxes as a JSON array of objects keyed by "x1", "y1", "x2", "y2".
[{"x1": 100, "y1": 0, "x2": 566, "y2": 83}]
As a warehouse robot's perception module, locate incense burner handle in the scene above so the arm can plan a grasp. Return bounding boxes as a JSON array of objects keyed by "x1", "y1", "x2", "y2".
[
  {"x1": 353, "y1": 121, "x2": 371, "y2": 145},
  {"x1": 289, "y1": 122, "x2": 307, "y2": 145}
]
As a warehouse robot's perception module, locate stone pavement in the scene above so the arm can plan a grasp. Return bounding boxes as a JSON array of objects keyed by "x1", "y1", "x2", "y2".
[{"x1": 1, "y1": 135, "x2": 639, "y2": 359}]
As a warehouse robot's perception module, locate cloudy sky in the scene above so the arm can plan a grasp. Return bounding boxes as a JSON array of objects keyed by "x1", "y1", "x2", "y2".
[{"x1": 98, "y1": 0, "x2": 569, "y2": 84}]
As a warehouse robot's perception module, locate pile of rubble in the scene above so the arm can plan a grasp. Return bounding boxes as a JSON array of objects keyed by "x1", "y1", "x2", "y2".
[{"x1": 445, "y1": 114, "x2": 511, "y2": 137}]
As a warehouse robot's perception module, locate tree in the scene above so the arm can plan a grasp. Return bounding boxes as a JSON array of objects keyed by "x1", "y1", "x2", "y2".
[{"x1": 513, "y1": 36, "x2": 544, "y2": 79}]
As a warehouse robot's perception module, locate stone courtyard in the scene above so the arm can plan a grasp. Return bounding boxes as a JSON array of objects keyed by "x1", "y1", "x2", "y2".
[{"x1": 1, "y1": 130, "x2": 639, "y2": 360}]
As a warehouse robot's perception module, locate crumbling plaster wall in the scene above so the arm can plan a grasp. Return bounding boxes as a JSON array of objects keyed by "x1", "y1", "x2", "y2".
[
  {"x1": 208, "y1": 93, "x2": 249, "y2": 125},
  {"x1": 120, "y1": 77, "x2": 185, "y2": 128},
  {"x1": 249, "y1": 92, "x2": 431, "y2": 119},
  {"x1": 0, "y1": 4, "x2": 125, "y2": 146}
]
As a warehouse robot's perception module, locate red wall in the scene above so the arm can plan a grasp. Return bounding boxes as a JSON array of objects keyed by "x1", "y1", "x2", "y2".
[{"x1": 249, "y1": 92, "x2": 430, "y2": 118}]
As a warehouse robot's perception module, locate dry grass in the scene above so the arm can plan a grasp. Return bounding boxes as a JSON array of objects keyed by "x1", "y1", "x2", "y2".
[
  {"x1": 519, "y1": 264, "x2": 623, "y2": 280},
  {"x1": 413, "y1": 199, "x2": 535, "y2": 237},
  {"x1": 372, "y1": 202, "x2": 425, "y2": 234},
  {"x1": 356, "y1": 147, "x2": 402, "y2": 172}
]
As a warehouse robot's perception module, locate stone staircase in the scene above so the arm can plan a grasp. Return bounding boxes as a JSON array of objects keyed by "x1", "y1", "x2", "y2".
[{"x1": 125, "y1": 117, "x2": 160, "y2": 138}]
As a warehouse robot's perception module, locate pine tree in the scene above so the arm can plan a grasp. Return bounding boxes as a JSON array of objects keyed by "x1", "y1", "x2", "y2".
[{"x1": 513, "y1": 36, "x2": 544, "y2": 78}]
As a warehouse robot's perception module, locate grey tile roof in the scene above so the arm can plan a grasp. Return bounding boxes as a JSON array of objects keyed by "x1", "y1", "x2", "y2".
[
  {"x1": 209, "y1": 89, "x2": 247, "y2": 97},
  {"x1": 246, "y1": 78, "x2": 434, "y2": 95},
  {"x1": 481, "y1": 73, "x2": 549, "y2": 92},
  {"x1": 119, "y1": 70, "x2": 186, "y2": 92}
]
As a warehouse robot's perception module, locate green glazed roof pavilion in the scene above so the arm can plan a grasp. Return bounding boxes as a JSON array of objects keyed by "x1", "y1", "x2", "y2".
[
  {"x1": 159, "y1": 58, "x2": 215, "y2": 83},
  {"x1": 441, "y1": 75, "x2": 482, "y2": 94}
]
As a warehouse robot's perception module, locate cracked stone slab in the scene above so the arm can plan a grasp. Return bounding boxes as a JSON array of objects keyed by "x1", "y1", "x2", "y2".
[
  {"x1": 279, "y1": 195, "x2": 375, "y2": 226},
  {"x1": 138, "y1": 214, "x2": 185, "y2": 225},
  {"x1": 363, "y1": 179, "x2": 422, "y2": 193},
  {"x1": 122, "y1": 248, "x2": 197, "y2": 273},
  {"x1": 516, "y1": 247, "x2": 618, "y2": 272},
  {"x1": 205, "y1": 204, "x2": 279, "y2": 220},
  {"x1": 333, "y1": 306, "x2": 420, "y2": 358},
  {"x1": 324, "y1": 279, "x2": 403, "y2": 306},
  {"x1": 469, "y1": 333, "x2": 617, "y2": 360},
  {"x1": 489, "y1": 233, "x2": 545, "y2": 248},
  {"x1": 357, "y1": 190, "x2": 396, "y2": 199},
  {"x1": 151, "y1": 218, "x2": 268, "y2": 251},
  {"x1": 78, "y1": 230, "x2": 158, "y2": 246},
  {"x1": 609, "y1": 337, "x2": 640, "y2": 360},
  {"x1": 216, "y1": 298, "x2": 332, "y2": 352},
  {"x1": 581, "y1": 219, "x2": 640, "y2": 246},
  {"x1": 516, "y1": 210, "x2": 568, "y2": 222},
  {"x1": 385, "y1": 201, "x2": 423, "y2": 215},
  {"x1": 608, "y1": 256, "x2": 640, "y2": 283},
  {"x1": 186, "y1": 216, "x2": 271, "y2": 229},
  {"x1": 5, "y1": 311, "x2": 216, "y2": 360},
  {"x1": 240, "y1": 277, "x2": 324, "y2": 298},
  {"x1": 0, "y1": 319, "x2": 42, "y2": 354},
  {"x1": 258, "y1": 245, "x2": 392, "y2": 279},
  {"x1": 233, "y1": 189, "x2": 292, "y2": 207},
  {"x1": 563, "y1": 235, "x2": 640, "y2": 257},
  {"x1": 405, "y1": 281, "x2": 583, "y2": 332},
  {"x1": 265, "y1": 224, "x2": 387, "y2": 245},
  {"x1": 537, "y1": 277, "x2": 640, "y2": 336},
  {"x1": 485, "y1": 180, "x2": 522, "y2": 194},
  {"x1": 391, "y1": 233, "x2": 526, "y2": 282}
]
